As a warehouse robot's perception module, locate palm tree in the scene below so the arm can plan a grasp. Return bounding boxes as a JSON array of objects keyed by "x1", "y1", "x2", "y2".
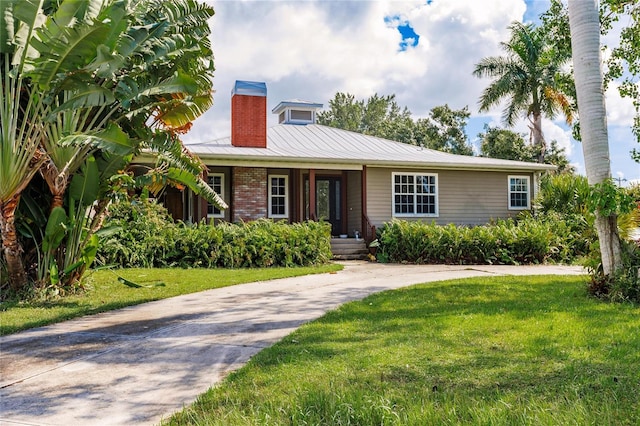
[
  {"x1": 1, "y1": 0, "x2": 226, "y2": 292},
  {"x1": 473, "y1": 21, "x2": 574, "y2": 163},
  {"x1": 568, "y1": 0, "x2": 622, "y2": 276}
]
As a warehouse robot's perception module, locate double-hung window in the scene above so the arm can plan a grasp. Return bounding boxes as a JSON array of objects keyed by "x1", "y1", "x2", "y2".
[
  {"x1": 392, "y1": 173, "x2": 438, "y2": 217},
  {"x1": 207, "y1": 173, "x2": 224, "y2": 218},
  {"x1": 508, "y1": 175, "x2": 530, "y2": 210},
  {"x1": 269, "y1": 175, "x2": 288, "y2": 218}
]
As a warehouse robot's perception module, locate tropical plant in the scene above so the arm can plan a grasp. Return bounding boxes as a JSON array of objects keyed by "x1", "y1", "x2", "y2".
[
  {"x1": 473, "y1": 21, "x2": 574, "y2": 163},
  {"x1": 0, "y1": 0, "x2": 225, "y2": 296}
]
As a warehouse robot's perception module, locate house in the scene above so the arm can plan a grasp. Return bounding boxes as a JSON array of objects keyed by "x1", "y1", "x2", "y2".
[{"x1": 151, "y1": 80, "x2": 554, "y2": 241}]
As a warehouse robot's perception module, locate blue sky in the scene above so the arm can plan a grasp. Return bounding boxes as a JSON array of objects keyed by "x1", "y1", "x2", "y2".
[{"x1": 188, "y1": 0, "x2": 639, "y2": 185}]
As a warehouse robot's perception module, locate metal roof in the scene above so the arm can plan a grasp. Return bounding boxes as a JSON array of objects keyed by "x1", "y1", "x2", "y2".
[
  {"x1": 184, "y1": 124, "x2": 555, "y2": 172},
  {"x1": 272, "y1": 100, "x2": 324, "y2": 114}
]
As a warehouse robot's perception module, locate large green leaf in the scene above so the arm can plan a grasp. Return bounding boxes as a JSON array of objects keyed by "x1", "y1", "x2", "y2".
[
  {"x1": 29, "y1": 20, "x2": 111, "y2": 88},
  {"x1": 10, "y1": 0, "x2": 46, "y2": 67},
  {"x1": 69, "y1": 155, "x2": 100, "y2": 205},
  {"x1": 42, "y1": 206, "x2": 68, "y2": 252},
  {"x1": 51, "y1": 75, "x2": 116, "y2": 113},
  {"x1": 166, "y1": 168, "x2": 227, "y2": 209},
  {"x1": 59, "y1": 123, "x2": 134, "y2": 157}
]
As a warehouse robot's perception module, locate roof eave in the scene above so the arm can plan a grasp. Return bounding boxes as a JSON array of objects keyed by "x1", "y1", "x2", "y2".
[{"x1": 191, "y1": 153, "x2": 557, "y2": 173}]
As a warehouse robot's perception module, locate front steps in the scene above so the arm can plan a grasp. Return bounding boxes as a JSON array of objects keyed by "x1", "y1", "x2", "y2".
[{"x1": 331, "y1": 237, "x2": 369, "y2": 260}]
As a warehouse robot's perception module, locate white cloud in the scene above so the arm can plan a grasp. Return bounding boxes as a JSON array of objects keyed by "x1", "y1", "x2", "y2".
[
  {"x1": 606, "y1": 83, "x2": 636, "y2": 127},
  {"x1": 183, "y1": 0, "x2": 636, "y2": 181}
]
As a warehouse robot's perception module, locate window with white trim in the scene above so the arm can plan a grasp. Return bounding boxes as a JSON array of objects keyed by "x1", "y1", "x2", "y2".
[
  {"x1": 269, "y1": 175, "x2": 288, "y2": 218},
  {"x1": 207, "y1": 173, "x2": 224, "y2": 218},
  {"x1": 392, "y1": 173, "x2": 438, "y2": 217},
  {"x1": 508, "y1": 175, "x2": 530, "y2": 210}
]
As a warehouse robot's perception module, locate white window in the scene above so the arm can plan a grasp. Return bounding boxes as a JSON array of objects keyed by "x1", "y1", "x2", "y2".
[
  {"x1": 392, "y1": 173, "x2": 438, "y2": 217},
  {"x1": 207, "y1": 173, "x2": 224, "y2": 218},
  {"x1": 508, "y1": 175, "x2": 530, "y2": 210},
  {"x1": 269, "y1": 175, "x2": 288, "y2": 218}
]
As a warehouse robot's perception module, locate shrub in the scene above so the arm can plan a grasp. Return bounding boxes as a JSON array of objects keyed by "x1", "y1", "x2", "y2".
[
  {"x1": 98, "y1": 199, "x2": 177, "y2": 268},
  {"x1": 97, "y1": 199, "x2": 332, "y2": 268},
  {"x1": 377, "y1": 215, "x2": 577, "y2": 265},
  {"x1": 586, "y1": 241, "x2": 640, "y2": 303}
]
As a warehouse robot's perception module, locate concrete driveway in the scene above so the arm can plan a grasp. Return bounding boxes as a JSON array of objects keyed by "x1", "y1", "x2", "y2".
[{"x1": 0, "y1": 262, "x2": 584, "y2": 425}]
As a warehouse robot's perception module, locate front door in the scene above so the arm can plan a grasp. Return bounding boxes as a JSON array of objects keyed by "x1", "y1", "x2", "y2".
[{"x1": 316, "y1": 177, "x2": 343, "y2": 235}]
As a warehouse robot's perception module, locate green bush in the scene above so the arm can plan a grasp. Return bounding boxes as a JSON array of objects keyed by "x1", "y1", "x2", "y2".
[
  {"x1": 377, "y1": 215, "x2": 577, "y2": 265},
  {"x1": 97, "y1": 199, "x2": 332, "y2": 268},
  {"x1": 98, "y1": 199, "x2": 178, "y2": 268}
]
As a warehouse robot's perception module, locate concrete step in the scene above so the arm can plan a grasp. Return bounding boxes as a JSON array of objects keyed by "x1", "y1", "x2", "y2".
[{"x1": 330, "y1": 238, "x2": 368, "y2": 260}]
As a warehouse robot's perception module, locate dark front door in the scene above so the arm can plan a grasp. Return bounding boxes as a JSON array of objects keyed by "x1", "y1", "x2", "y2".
[{"x1": 316, "y1": 177, "x2": 343, "y2": 235}]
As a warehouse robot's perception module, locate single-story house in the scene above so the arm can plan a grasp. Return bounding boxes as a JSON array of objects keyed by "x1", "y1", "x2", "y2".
[{"x1": 145, "y1": 80, "x2": 554, "y2": 241}]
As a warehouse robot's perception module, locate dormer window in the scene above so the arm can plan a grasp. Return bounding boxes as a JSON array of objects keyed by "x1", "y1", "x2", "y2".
[{"x1": 272, "y1": 100, "x2": 323, "y2": 125}]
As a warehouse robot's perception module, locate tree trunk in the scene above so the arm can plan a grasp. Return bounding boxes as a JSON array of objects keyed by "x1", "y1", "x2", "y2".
[
  {"x1": 0, "y1": 196, "x2": 28, "y2": 291},
  {"x1": 568, "y1": 0, "x2": 622, "y2": 276},
  {"x1": 530, "y1": 113, "x2": 546, "y2": 163}
]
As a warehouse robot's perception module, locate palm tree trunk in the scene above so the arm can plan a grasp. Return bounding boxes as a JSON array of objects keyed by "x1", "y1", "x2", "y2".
[
  {"x1": 568, "y1": 0, "x2": 622, "y2": 276},
  {"x1": 531, "y1": 113, "x2": 546, "y2": 163},
  {"x1": 1, "y1": 196, "x2": 28, "y2": 291}
]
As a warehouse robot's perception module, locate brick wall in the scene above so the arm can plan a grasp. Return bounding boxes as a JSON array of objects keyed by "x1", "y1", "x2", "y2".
[
  {"x1": 231, "y1": 94, "x2": 267, "y2": 148},
  {"x1": 233, "y1": 167, "x2": 267, "y2": 222}
]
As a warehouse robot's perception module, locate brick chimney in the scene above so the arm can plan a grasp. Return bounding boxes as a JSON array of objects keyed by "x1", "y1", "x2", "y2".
[{"x1": 231, "y1": 80, "x2": 267, "y2": 148}]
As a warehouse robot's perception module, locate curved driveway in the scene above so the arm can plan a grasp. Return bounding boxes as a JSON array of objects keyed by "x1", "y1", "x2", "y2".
[{"x1": 0, "y1": 262, "x2": 584, "y2": 425}]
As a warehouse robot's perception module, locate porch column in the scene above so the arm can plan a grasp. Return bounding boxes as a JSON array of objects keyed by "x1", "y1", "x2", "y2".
[
  {"x1": 361, "y1": 165, "x2": 369, "y2": 240},
  {"x1": 309, "y1": 169, "x2": 316, "y2": 220},
  {"x1": 341, "y1": 170, "x2": 348, "y2": 235}
]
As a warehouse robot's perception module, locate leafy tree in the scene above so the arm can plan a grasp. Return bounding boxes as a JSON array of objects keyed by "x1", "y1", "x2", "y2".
[
  {"x1": 316, "y1": 93, "x2": 362, "y2": 132},
  {"x1": 0, "y1": 0, "x2": 224, "y2": 294},
  {"x1": 414, "y1": 105, "x2": 473, "y2": 155},
  {"x1": 479, "y1": 126, "x2": 530, "y2": 161},
  {"x1": 542, "y1": 0, "x2": 640, "y2": 161},
  {"x1": 317, "y1": 92, "x2": 415, "y2": 143},
  {"x1": 479, "y1": 125, "x2": 573, "y2": 172},
  {"x1": 473, "y1": 21, "x2": 575, "y2": 163},
  {"x1": 318, "y1": 93, "x2": 473, "y2": 155}
]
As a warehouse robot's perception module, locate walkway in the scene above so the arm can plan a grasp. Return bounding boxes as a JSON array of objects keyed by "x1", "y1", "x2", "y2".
[{"x1": 0, "y1": 262, "x2": 584, "y2": 425}]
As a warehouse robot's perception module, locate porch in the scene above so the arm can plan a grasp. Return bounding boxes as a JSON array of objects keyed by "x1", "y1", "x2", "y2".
[{"x1": 162, "y1": 165, "x2": 377, "y2": 242}]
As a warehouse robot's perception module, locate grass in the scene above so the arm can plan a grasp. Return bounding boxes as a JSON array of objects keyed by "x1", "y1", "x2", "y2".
[
  {"x1": 165, "y1": 275, "x2": 640, "y2": 426},
  {"x1": 0, "y1": 264, "x2": 342, "y2": 336}
]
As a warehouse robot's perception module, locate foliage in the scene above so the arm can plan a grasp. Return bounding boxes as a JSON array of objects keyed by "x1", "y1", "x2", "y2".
[
  {"x1": 478, "y1": 125, "x2": 573, "y2": 172},
  {"x1": 473, "y1": 21, "x2": 575, "y2": 163},
  {"x1": 376, "y1": 216, "x2": 579, "y2": 265},
  {"x1": 586, "y1": 240, "x2": 640, "y2": 303},
  {"x1": 165, "y1": 275, "x2": 640, "y2": 425},
  {"x1": 0, "y1": 264, "x2": 342, "y2": 336},
  {"x1": 97, "y1": 199, "x2": 332, "y2": 269},
  {"x1": 586, "y1": 179, "x2": 636, "y2": 217},
  {"x1": 413, "y1": 104, "x2": 473, "y2": 155},
  {"x1": 541, "y1": 0, "x2": 640, "y2": 159},
  {"x1": 535, "y1": 173, "x2": 640, "y2": 300},
  {"x1": 0, "y1": 0, "x2": 223, "y2": 297},
  {"x1": 317, "y1": 92, "x2": 473, "y2": 155},
  {"x1": 317, "y1": 92, "x2": 414, "y2": 142}
]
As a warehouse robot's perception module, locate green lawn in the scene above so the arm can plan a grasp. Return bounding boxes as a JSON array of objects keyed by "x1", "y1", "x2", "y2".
[
  {"x1": 0, "y1": 265, "x2": 342, "y2": 336},
  {"x1": 165, "y1": 275, "x2": 640, "y2": 426}
]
